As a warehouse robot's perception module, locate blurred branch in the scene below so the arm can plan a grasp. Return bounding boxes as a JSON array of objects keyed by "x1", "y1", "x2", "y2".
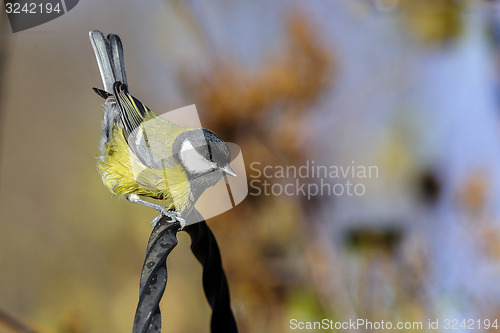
[{"x1": 0, "y1": 308, "x2": 39, "y2": 333}]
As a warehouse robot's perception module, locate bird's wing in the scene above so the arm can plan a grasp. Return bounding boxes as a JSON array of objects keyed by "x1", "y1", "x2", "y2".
[
  {"x1": 111, "y1": 82, "x2": 162, "y2": 168},
  {"x1": 112, "y1": 82, "x2": 187, "y2": 170},
  {"x1": 113, "y1": 81, "x2": 149, "y2": 137}
]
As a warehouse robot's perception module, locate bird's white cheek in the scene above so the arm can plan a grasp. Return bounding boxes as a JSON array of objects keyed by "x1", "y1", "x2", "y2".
[{"x1": 179, "y1": 142, "x2": 214, "y2": 174}]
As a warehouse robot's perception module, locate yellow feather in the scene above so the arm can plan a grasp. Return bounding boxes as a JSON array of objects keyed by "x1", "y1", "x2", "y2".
[{"x1": 98, "y1": 124, "x2": 193, "y2": 214}]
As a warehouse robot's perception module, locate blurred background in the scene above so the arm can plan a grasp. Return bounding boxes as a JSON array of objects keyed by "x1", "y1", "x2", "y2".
[{"x1": 2, "y1": 0, "x2": 500, "y2": 332}]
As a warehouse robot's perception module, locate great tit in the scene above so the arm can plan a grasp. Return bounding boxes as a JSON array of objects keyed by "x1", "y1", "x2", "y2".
[{"x1": 89, "y1": 31, "x2": 236, "y2": 228}]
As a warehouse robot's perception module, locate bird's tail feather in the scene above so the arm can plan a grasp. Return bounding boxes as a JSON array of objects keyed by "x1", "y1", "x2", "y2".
[
  {"x1": 90, "y1": 30, "x2": 128, "y2": 158},
  {"x1": 89, "y1": 30, "x2": 128, "y2": 93}
]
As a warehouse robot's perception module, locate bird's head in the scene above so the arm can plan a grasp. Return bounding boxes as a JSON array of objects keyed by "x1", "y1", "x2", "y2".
[{"x1": 173, "y1": 128, "x2": 235, "y2": 185}]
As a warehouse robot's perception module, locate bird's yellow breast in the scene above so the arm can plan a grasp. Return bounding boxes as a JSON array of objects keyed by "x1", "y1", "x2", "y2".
[{"x1": 98, "y1": 124, "x2": 193, "y2": 214}]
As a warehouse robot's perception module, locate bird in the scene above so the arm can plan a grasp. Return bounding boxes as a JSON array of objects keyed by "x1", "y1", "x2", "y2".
[{"x1": 89, "y1": 30, "x2": 236, "y2": 229}]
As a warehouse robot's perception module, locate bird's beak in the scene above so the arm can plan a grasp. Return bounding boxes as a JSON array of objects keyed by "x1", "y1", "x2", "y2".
[{"x1": 221, "y1": 165, "x2": 237, "y2": 177}]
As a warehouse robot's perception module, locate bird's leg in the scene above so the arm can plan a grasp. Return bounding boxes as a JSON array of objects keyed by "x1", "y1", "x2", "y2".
[{"x1": 126, "y1": 194, "x2": 186, "y2": 229}]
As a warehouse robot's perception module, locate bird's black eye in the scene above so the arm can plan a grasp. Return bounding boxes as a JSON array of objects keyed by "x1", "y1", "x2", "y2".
[
  {"x1": 207, "y1": 142, "x2": 213, "y2": 161},
  {"x1": 201, "y1": 129, "x2": 231, "y2": 166},
  {"x1": 191, "y1": 142, "x2": 212, "y2": 162},
  {"x1": 208, "y1": 142, "x2": 230, "y2": 166}
]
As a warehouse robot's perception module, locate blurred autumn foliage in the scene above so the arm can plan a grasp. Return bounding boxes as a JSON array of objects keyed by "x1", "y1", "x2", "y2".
[
  {"x1": 186, "y1": 13, "x2": 333, "y2": 162},
  {"x1": 398, "y1": 0, "x2": 464, "y2": 45},
  {"x1": 181, "y1": 12, "x2": 335, "y2": 331}
]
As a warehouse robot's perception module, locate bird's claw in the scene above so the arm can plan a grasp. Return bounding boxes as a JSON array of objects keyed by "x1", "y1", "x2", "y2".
[{"x1": 159, "y1": 209, "x2": 186, "y2": 230}]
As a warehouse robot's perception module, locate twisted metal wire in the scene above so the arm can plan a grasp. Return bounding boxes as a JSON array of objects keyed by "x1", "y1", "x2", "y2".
[
  {"x1": 132, "y1": 214, "x2": 238, "y2": 333},
  {"x1": 185, "y1": 221, "x2": 238, "y2": 333},
  {"x1": 133, "y1": 217, "x2": 180, "y2": 333}
]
